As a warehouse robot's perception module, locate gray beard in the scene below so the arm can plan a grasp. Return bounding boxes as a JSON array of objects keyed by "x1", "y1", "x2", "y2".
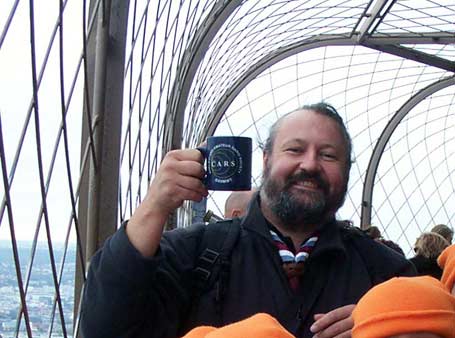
[{"x1": 262, "y1": 175, "x2": 327, "y2": 230}]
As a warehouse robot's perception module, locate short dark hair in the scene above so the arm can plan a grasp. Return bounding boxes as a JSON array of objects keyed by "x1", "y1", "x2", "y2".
[
  {"x1": 261, "y1": 102, "x2": 353, "y2": 174},
  {"x1": 431, "y1": 224, "x2": 453, "y2": 242}
]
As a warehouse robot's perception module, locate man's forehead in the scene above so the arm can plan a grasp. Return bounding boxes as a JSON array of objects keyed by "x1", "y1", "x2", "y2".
[
  {"x1": 272, "y1": 109, "x2": 347, "y2": 151},
  {"x1": 274, "y1": 109, "x2": 341, "y2": 143},
  {"x1": 276, "y1": 109, "x2": 323, "y2": 130}
]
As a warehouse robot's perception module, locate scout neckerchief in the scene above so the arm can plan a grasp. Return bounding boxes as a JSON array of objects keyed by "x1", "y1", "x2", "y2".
[{"x1": 270, "y1": 229, "x2": 319, "y2": 290}]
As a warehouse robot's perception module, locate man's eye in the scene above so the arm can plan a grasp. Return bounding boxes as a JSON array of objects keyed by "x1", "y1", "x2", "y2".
[
  {"x1": 321, "y1": 153, "x2": 336, "y2": 160},
  {"x1": 286, "y1": 148, "x2": 301, "y2": 153}
]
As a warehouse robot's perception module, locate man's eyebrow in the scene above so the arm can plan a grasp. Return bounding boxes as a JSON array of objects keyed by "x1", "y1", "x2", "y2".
[
  {"x1": 280, "y1": 138, "x2": 343, "y2": 152},
  {"x1": 281, "y1": 139, "x2": 306, "y2": 147},
  {"x1": 320, "y1": 143, "x2": 339, "y2": 150}
]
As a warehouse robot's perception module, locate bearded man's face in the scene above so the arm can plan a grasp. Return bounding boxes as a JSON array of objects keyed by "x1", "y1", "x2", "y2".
[{"x1": 261, "y1": 110, "x2": 349, "y2": 227}]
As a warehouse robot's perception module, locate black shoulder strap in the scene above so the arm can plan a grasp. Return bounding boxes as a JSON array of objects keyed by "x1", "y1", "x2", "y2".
[{"x1": 192, "y1": 218, "x2": 241, "y2": 295}]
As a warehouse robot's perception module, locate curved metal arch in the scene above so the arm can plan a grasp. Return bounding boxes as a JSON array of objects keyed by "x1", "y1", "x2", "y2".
[
  {"x1": 188, "y1": 33, "x2": 453, "y2": 229},
  {"x1": 360, "y1": 75, "x2": 455, "y2": 228},
  {"x1": 198, "y1": 32, "x2": 455, "y2": 141},
  {"x1": 198, "y1": 34, "x2": 355, "y2": 141},
  {"x1": 163, "y1": 0, "x2": 242, "y2": 153}
]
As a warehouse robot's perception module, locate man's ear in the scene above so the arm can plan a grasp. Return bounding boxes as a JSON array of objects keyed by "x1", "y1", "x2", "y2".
[
  {"x1": 232, "y1": 209, "x2": 241, "y2": 218},
  {"x1": 263, "y1": 151, "x2": 269, "y2": 170}
]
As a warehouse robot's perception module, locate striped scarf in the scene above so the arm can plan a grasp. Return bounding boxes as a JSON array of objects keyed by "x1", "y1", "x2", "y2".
[{"x1": 270, "y1": 230, "x2": 319, "y2": 290}]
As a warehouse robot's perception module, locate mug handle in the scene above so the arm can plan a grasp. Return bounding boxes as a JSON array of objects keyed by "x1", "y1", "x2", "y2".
[
  {"x1": 196, "y1": 146, "x2": 207, "y2": 158},
  {"x1": 196, "y1": 146, "x2": 208, "y2": 185}
]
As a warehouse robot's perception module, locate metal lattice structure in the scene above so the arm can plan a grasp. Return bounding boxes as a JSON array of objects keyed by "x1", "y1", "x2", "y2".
[{"x1": 0, "y1": 0, "x2": 454, "y2": 337}]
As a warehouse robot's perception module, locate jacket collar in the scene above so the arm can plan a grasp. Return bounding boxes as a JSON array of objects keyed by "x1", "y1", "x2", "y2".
[{"x1": 240, "y1": 191, "x2": 347, "y2": 259}]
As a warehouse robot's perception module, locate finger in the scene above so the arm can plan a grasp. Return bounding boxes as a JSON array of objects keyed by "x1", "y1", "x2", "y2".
[
  {"x1": 167, "y1": 149, "x2": 204, "y2": 163},
  {"x1": 174, "y1": 184, "x2": 208, "y2": 203},
  {"x1": 158, "y1": 154, "x2": 205, "y2": 181},
  {"x1": 175, "y1": 175, "x2": 208, "y2": 196},
  {"x1": 158, "y1": 173, "x2": 207, "y2": 197},
  {"x1": 174, "y1": 160, "x2": 206, "y2": 179},
  {"x1": 312, "y1": 316, "x2": 353, "y2": 338},
  {"x1": 159, "y1": 161, "x2": 207, "y2": 194},
  {"x1": 157, "y1": 180, "x2": 207, "y2": 208},
  {"x1": 146, "y1": 170, "x2": 207, "y2": 213},
  {"x1": 313, "y1": 313, "x2": 324, "y2": 321},
  {"x1": 317, "y1": 329, "x2": 352, "y2": 338},
  {"x1": 197, "y1": 141, "x2": 207, "y2": 148},
  {"x1": 310, "y1": 304, "x2": 355, "y2": 333},
  {"x1": 334, "y1": 330, "x2": 352, "y2": 338}
]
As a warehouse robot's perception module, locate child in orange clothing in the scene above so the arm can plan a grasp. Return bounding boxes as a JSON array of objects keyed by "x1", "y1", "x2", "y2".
[
  {"x1": 438, "y1": 244, "x2": 455, "y2": 295},
  {"x1": 181, "y1": 313, "x2": 295, "y2": 338},
  {"x1": 352, "y1": 276, "x2": 455, "y2": 338}
]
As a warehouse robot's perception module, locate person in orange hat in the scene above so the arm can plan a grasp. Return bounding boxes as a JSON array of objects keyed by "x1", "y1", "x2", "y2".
[
  {"x1": 352, "y1": 276, "x2": 455, "y2": 338},
  {"x1": 438, "y1": 244, "x2": 455, "y2": 295},
  {"x1": 182, "y1": 313, "x2": 295, "y2": 338}
]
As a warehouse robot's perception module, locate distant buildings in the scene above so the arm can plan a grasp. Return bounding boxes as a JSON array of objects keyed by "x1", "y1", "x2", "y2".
[{"x1": 0, "y1": 243, "x2": 76, "y2": 338}]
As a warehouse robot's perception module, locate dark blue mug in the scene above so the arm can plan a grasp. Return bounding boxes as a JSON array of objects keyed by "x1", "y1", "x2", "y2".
[{"x1": 198, "y1": 136, "x2": 252, "y2": 191}]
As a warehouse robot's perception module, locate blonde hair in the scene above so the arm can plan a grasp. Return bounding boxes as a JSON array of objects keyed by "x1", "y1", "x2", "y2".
[{"x1": 414, "y1": 232, "x2": 450, "y2": 259}]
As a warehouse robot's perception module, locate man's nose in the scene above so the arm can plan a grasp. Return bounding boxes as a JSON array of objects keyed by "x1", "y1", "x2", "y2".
[{"x1": 298, "y1": 152, "x2": 320, "y2": 173}]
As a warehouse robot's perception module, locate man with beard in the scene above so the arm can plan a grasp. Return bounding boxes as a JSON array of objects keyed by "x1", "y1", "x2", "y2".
[{"x1": 81, "y1": 103, "x2": 415, "y2": 338}]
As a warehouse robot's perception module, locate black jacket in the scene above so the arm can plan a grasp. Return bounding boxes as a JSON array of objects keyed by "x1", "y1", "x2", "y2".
[
  {"x1": 410, "y1": 254, "x2": 443, "y2": 279},
  {"x1": 81, "y1": 197, "x2": 416, "y2": 338}
]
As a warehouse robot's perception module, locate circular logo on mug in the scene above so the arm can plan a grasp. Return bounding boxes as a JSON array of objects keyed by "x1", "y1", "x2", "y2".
[{"x1": 208, "y1": 144, "x2": 243, "y2": 183}]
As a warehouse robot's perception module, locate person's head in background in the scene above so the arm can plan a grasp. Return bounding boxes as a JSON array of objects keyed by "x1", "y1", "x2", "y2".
[
  {"x1": 352, "y1": 276, "x2": 455, "y2": 338},
  {"x1": 363, "y1": 225, "x2": 405, "y2": 256},
  {"x1": 363, "y1": 225, "x2": 382, "y2": 240},
  {"x1": 431, "y1": 224, "x2": 454, "y2": 244},
  {"x1": 224, "y1": 189, "x2": 256, "y2": 218},
  {"x1": 414, "y1": 232, "x2": 450, "y2": 259}
]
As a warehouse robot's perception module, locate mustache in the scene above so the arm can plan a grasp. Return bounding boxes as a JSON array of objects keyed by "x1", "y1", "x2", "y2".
[{"x1": 284, "y1": 170, "x2": 329, "y2": 193}]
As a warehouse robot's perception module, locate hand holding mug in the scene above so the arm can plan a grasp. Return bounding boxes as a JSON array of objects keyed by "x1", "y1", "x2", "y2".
[{"x1": 127, "y1": 148, "x2": 208, "y2": 256}]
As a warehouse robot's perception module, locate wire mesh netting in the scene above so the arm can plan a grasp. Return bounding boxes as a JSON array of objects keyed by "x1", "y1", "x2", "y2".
[
  {"x1": 0, "y1": 0, "x2": 454, "y2": 336},
  {"x1": 203, "y1": 46, "x2": 454, "y2": 256},
  {"x1": 0, "y1": 0, "x2": 91, "y2": 336}
]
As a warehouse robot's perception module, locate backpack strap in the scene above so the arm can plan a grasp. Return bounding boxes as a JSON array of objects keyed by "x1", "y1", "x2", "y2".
[
  {"x1": 178, "y1": 219, "x2": 241, "y2": 335},
  {"x1": 192, "y1": 218, "x2": 241, "y2": 295}
]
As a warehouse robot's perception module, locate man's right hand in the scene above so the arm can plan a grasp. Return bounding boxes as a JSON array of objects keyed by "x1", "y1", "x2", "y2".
[{"x1": 126, "y1": 149, "x2": 208, "y2": 257}]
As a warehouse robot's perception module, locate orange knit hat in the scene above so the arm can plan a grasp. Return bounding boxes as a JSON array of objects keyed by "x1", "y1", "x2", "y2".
[
  {"x1": 181, "y1": 313, "x2": 295, "y2": 338},
  {"x1": 352, "y1": 276, "x2": 455, "y2": 338},
  {"x1": 438, "y1": 244, "x2": 455, "y2": 292}
]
